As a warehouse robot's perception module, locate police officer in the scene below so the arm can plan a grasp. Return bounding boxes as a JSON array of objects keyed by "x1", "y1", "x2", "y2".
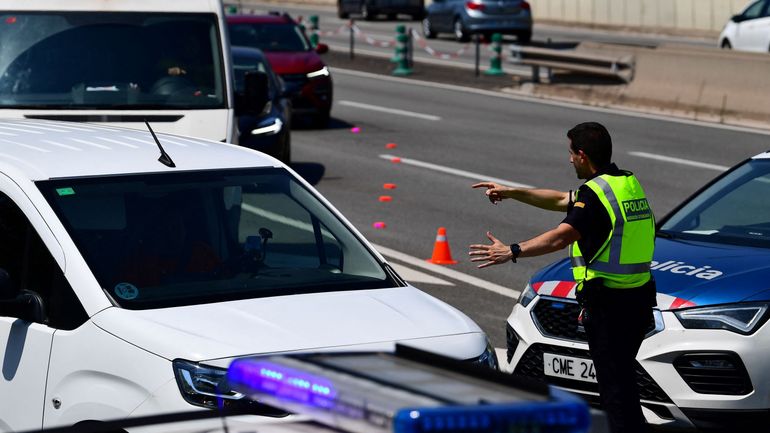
[{"x1": 469, "y1": 122, "x2": 656, "y2": 433}]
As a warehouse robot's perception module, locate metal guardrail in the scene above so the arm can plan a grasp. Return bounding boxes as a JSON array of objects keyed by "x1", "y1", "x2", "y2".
[{"x1": 509, "y1": 45, "x2": 635, "y2": 83}]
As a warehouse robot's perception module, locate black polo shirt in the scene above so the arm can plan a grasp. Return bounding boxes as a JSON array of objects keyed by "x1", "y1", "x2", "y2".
[{"x1": 562, "y1": 163, "x2": 632, "y2": 262}]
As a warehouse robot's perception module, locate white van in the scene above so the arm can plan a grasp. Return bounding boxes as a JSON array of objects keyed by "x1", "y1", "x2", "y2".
[
  {"x1": 0, "y1": 0, "x2": 236, "y2": 142},
  {"x1": 0, "y1": 119, "x2": 495, "y2": 432}
]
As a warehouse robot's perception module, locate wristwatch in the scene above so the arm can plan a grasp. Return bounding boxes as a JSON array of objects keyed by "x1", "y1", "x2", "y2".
[{"x1": 510, "y1": 243, "x2": 521, "y2": 263}]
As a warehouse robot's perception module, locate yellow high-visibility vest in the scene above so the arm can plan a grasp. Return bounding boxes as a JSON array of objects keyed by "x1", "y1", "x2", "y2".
[{"x1": 570, "y1": 173, "x2": 655, "y2": 290}]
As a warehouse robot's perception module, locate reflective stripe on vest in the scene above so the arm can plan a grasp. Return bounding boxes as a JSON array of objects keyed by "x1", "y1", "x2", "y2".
[
  {"x1": 587, "y1": 177, "x2": 651, "y2": 274},
  {"x1": 570, "y1": 173, "x2": 654, "y2": 289}
]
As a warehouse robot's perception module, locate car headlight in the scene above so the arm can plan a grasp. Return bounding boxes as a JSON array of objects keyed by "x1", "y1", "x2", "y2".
[
  {"x1": 517, "y1": 283, "x2": 537, "y2": 308},
  {"x1": 251, "y1": 118, "x2": 283, "y2": 136},
  {"x1": 471, "y1": 340, "x2": 499, "y2": 370},
  {"x1": 173, "y1": 359, "x2": 246, "y2": 408},
  {"x1": 306, "y1": 66, "x2": 329, "y2": 79},
  {"x1": 675, "y1": 302, "x2": 770, "y2": 335}
]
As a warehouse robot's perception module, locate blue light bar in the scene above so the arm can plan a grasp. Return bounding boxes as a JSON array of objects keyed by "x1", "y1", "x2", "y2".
[
  {"x1": 393, "y1": 389, "x2": 590, "y2": 433},
  {"x1": 227, "y1": 354, "x2": 591, "y2": 433},
  {"x1": 227, "y1": 359, "x2": 336, "y2": 408}
]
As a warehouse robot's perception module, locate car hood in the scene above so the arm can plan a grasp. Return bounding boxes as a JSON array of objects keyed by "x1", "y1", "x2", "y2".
[
  {"x1": 264, "y1": 51, "x2": 325, "y2": 75},
  {"x1": 92, "y1": 286, "x2": 484, "y2": 362},
  {"x1": 529, "y1": 237, "x2": 770, "y2": 310}
]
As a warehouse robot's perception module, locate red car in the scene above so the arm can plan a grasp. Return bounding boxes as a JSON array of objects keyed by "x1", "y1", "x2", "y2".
[{"x1": 228, "y1": 14, "x2": 333, "y2": 127}]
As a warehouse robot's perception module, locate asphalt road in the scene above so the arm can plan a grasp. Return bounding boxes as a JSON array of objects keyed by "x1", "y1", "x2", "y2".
[{"x1": 288, "y1": 68, "x2": 770, "y2": 349}]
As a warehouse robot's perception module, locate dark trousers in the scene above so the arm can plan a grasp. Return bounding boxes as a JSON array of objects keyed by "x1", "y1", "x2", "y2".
[{"x1": 583, "y1": 280, "x2": 655, "y2": 433}]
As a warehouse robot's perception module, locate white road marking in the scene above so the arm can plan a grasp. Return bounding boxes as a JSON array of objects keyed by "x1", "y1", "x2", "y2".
[
  {"x1": 389, "y1": 262, "x2": 454, "y2": 286},
  {"x1": 338, "y1": 100, "x2": 441, "y2": 121},
  {"x1": 380, "y1": 154, "x2": 534, "y2": 188},
  {"x1": 373, "y1": 243, "x2": 521, "y2": 299},
  {"x1": 628, "y1": 151, "x2": 729, "y2": 171},
  {"x1": 332, "y1": 68, "x2": 770, "y2": 137},
  {"x1": 496, "y1": 347, "x2": 512, "y2": 373}
]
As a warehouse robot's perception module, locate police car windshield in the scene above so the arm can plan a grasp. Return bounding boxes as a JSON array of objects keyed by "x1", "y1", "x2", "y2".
[
  {"x1": 0, "y1": 12, "x2": 225, "y2": 109},
  {"x1": 660, "y1": 159, "x2": 770, "y2": 248},
  {"x1": 37, "y1": 168, "x2": 394, "y2": 310}
]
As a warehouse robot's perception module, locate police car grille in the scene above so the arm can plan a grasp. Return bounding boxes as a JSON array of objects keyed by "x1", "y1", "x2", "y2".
[
  {"x1": 513, "y1": 343, "x2": 672, "y2": 404},
  {"x1": 532, "y1": 299, "x2": 587, "y2": 342},
  {"x1": 532, "y1": 298, "x2": 658, "y2": 342},
  {"x1": 673, "y1": 352, "x2": 753, "y2": 395}
]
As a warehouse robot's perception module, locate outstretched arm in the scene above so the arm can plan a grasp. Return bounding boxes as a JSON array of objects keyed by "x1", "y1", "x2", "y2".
[
  {"x1": 469, "y1": 224, "x2": 580, "y2": 268},
  {"x1": 472, "y1": 182, "x2": 571, "y2": 211}
]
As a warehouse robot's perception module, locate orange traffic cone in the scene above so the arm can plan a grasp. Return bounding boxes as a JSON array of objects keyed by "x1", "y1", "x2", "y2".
[{"x1": 426, "y1": 227, "x2": 458, "y2": 265}]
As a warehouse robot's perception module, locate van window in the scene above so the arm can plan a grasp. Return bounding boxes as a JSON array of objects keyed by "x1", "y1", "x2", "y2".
[
  {"x1": 38, "y1": 168, "x2": 396, "y2": 310},
  {"x1": 0, "y1": 193, "x2": 88, "y2": 329},
  {"x1": 0, "y1": 12, "x2": 225, "y2": 109}
]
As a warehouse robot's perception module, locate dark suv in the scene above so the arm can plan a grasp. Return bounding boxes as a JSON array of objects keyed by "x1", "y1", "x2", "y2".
[{"x1": 228, "y1": 14, "x2": 333, "y2": 127}]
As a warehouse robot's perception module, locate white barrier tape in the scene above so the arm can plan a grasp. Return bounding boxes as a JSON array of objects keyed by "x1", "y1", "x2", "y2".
[
  {"x1": 411, "y1": 31, "x2": 473, "y2": 59},
  {"x1": 351, "y1": 25, "x2": 396, "y2": 48}
]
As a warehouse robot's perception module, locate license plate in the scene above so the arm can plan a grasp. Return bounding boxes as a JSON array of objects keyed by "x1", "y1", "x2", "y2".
[{"x1": 543, "y1": 353, "x2": 597, "y2": 383}]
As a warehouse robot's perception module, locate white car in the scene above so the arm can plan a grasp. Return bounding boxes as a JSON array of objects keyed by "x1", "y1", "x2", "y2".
[
  {"x1": 0, "y1": 119, "x2": 495, "y2": 432},
  {"x1": 506, "y1": 151, "x2": 770, "y2": 431},
  {"x1": 719, "y1": 0, "x2": 770, "y2": 52}
]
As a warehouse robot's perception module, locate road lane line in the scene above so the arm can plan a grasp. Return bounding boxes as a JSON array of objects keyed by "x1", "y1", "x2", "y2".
[
  {"x1": 332, "y1": 68, "x2": 770, "y2": 137},
  {"x1": 628, "y1": 151, "x2": 729, "y2": 171},
  {"x1": 389, "y1": 262, "x2": 454, "y2": 286},
  {"x1": 373, "y1": 243, "x2": 521, "y2": 299},
  {"x1": 338, "y1": 100, "x2": 441, "y2": 121},
  {"x1": 379, "y1": 154, "x2": 534, "y2": 188}
]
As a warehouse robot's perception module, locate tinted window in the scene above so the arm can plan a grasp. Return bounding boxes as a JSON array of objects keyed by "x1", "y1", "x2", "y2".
[
  {"x1": 229, "y1": 22, "x2": 311, "y2": 52},
  {"x1": 742, "y1": 0, "x2": 766, "y2": 19},
  {"x1": 0, "y1": 193, "x2": 87, "y2": 329},
  {"x1": 38, "y1": 168, "x2": 395, "y2": 310},
  {"x1": 231, "y1": 52, "x2": 275, "y2": 94},
  {"x1": 0, "y1": 12, "x2": 225, "y2": 109},
  {"x1": 660, "y1": 159, "x2": 770, "y2": 248}
]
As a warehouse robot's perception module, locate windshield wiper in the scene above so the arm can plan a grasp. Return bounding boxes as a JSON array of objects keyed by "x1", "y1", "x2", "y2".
[{"x1": 656, "y1": 230, "x2": 675, "y2": 239}]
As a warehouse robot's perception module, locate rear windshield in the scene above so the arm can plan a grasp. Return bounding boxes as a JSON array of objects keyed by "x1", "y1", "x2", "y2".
[
  {"x1": 659, "y1": 159, "x2": 770, "y2": 248},
  {"x1": 38, "y1": 168, "x2": 394, "y2": 309},
  {"x1": 228, "y1": 22, "x2": 311, "y2": 52},
  {"x1": 0, "y1": 12, "x2": 225, "y2": 109}
]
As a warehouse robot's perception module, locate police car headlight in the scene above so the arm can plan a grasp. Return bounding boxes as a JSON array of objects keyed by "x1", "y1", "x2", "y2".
[
  {"x1": 173, "y1": 359, "x2": 246, "y2": 408},
  {"x1": 517, "y1": 283, "x2": 537, "y2": 308},
  {"x1": 675, "y1": 302, "x2": 770, "y2": 335}
]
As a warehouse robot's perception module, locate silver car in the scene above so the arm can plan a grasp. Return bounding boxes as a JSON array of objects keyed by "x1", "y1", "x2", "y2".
[{"x1": 422, "y1": 0, "x2": 532, "y2": 42}]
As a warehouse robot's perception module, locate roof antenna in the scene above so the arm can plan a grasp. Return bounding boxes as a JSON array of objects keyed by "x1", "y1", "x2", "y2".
[{"x1": 144, "y1": 119, "x2": 176, "y2": 168}]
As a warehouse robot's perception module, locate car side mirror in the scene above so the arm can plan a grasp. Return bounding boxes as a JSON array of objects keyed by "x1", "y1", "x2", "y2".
[
  {"x1": 0, "y1": 270, "x2": 46, "y2": 323},
  {"x1": 731, "y1": 14, "x2": 744, "y2": 23},
  {"x1": 315, "y1": 43, "x2": 329, "y2": 54},
  {"x1": 235, "y1": 71, "x2": 270, "y2": 116}
]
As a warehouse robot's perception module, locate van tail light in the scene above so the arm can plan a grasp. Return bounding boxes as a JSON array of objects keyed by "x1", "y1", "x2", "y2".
[
  {"x1": 465, "y1": 1, "x2": 485, "y2": 11},
  {"x1": 521, "y1": 1, "x2": 531, "y2": 10}
]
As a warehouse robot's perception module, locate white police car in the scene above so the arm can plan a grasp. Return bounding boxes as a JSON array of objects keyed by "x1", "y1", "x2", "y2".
[
  {"x1": 506, "y1": 151, "x2": 770, "y2": 431},
  {"x1": 0, "y1": 119, "x2": 495, "y2": 431}
]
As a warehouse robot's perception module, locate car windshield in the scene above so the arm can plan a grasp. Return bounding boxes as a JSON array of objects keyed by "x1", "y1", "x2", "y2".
[
  {"x1": 659, "y1": 159, "x2": 770, "y2": 248},
  {"x1": 228, "y1": 22, "x2": 311, "y2": 52},
  {"x1": 231, "y1": 53, "x2": 272, "y2": 93},
  {"x1": 37, "y1": 168, "x2": 394, "y2": 310},
  {"x1": 0, "y1": 12, "x2": 225, "y2": 109}
]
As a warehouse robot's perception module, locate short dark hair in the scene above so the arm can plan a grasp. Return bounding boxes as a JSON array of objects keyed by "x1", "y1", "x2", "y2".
[{"x1": 567, "y1": 122, "x2": 612, "y2": 168}]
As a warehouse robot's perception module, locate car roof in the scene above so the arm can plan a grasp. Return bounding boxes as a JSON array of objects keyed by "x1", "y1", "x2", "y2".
[
  {"x1": 0, "y1": 119, "x2": 279, "y2": 181},
  {"x1": 0, "y1": 0, "x2": 221, "y2": 12},
  {"x1": 226, "y1": 14, "x2": 295, "y2": 25}
]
